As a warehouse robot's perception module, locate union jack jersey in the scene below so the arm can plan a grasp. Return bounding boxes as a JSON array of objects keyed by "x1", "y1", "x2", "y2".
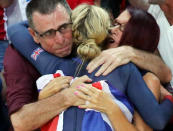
[{"x1": 37, "y1": 70, "x2": 134, "y2": 131}]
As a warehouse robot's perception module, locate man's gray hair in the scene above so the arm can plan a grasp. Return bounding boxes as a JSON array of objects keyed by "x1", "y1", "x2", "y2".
[{"x1": 26, "y1": 0, "x2": 71, "y2": 29}]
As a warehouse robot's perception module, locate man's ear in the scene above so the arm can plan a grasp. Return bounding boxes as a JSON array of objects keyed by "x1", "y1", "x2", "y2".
[{"x1": 28, "y1": 27, "x2": 40, "y2": 44}]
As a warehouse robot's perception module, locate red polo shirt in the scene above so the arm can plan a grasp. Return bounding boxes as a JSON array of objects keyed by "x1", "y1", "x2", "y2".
[
  {"x1": 4, "y1": 45, "x2": 40, "y2": 115},
  {"x1": 67, "y1": 0, "x2": 94, "y2": 9},
  {"x1": 0, "y1": 7, "x2": 6, "y2": 40}
]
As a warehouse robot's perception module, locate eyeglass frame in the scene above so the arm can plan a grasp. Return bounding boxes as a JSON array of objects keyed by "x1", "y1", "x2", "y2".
[
  {"x1": 112, "y1": 21, "x2": 126, "y2": 32},
  {"x1": 34, "y1": 22, "x2": 73, "y2": 39}
]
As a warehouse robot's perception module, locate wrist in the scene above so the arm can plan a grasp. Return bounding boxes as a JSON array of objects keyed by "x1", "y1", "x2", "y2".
[
  {"x1": 127, "y1": 46, "x2": 136, "y2": 62},
  {"x1": 60, "y1": 88, "x2": 75, "y2": 107},
  {"x1": 106, "y1": 102, "x2": 120, "y2": 116}
]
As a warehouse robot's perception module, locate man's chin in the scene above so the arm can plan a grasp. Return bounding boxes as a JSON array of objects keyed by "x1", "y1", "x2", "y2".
[{"x1": 55, "y1": 50, "x2": 72, "y2": 57}]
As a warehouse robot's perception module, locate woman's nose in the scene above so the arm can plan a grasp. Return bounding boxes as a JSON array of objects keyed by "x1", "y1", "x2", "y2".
[{"x1": 109, "y1": 26, "x2": 118, "y2": 35}]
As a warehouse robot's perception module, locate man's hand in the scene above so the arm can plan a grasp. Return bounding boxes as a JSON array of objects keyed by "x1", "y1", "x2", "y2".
[
  {"x1": 87, "y1": 46, "x2": 134, "y2": 76},
  {"x1": 62, "y1": 75, "x2": 92, "y2": 106},
  {"x1": 39, "y1": 76, "x2": 73, "y2": 100},
  {"x1": 70, "y1": 75, "x2": 92, "y2": 89}
]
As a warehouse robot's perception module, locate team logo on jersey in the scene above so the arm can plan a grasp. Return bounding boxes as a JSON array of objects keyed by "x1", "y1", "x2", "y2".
[{"x1": 31, "y1": 47, "x2": 44, "y2": 61}]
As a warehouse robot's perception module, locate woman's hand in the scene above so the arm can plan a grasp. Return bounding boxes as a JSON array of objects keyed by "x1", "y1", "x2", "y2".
[
  {"x1": 70, "y1": 75, "x2": 92, "y2": 89},
  {"x1": 58, "y1": 75, "x2": 92, "y2": 107},
  {"x1": 74, "y1": 85, "x2": 115, "y2": 114},
  {"x1": 39, "y1": 76, "x2": 72, "y2": 100}
]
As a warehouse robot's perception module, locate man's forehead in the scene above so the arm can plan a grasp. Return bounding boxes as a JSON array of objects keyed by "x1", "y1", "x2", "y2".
[
  {"x1": 32, "y1": 4, "x2": 70, "y2": 31},
  {"x1": 56, "y1": 4, "x2": 70, "y2": 17}
]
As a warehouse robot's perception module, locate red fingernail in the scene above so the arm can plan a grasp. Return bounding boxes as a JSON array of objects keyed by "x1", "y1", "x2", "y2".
[
  {"x1": 78, "y1": 106, "x2": 81, "y2": 108},
  {"x1": 77, "y1": 86, "x2": 80, "y2": 89}
]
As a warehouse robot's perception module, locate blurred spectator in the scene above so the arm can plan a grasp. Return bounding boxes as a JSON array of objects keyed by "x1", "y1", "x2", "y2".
[
  {"x1": 0, "y1": 1, "x2": 13, "y2": 130},
  {"x1": 6, "y1": 0, "x2": 30, "y2": 26},
  {"x1": 100, "y1": 0, "x2": 129, "y2": 18},
  {"x1": 0, "y1": 0, "x2": 30, "y2": 130},
  {"x1": 67, "y1": 0, "x2": 94, "y2": 9}
]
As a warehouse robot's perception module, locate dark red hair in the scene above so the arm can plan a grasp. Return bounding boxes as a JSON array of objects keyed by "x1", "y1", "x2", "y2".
[{"x1": 119, "y1": 7, "x2": 160, "y2": 53}]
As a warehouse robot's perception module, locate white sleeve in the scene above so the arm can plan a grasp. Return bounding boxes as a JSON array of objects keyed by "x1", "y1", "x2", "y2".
[{"x1": 148, "y1": 4, "x2": 161, "y2": 20}]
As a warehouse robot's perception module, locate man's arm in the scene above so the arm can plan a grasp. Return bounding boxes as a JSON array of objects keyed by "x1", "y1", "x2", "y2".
[
  {"x1": 4, "y1": 46, "x2": 84, "y2": 131},
  {"x1": 131, "y1": 47, "x2": 172, "y2": 83},
  {"x1": 128, "y1": 0, "x2": 150, "y2": 10},
  {"x1": 10, "y1": 76, "x2": 90, "y2": 131},
  {"x1": 11, "y1": 90, "x2": 69, "y2": 131},
  {"x1": 10, "y1": 88, "x2": 81, "y2": 131},
  {"x1": 87, "y1": 46, "x2": 172, "y2": 83},
  {"x1": 0, "y1": 0, "x2": 13, "y2": 8}
]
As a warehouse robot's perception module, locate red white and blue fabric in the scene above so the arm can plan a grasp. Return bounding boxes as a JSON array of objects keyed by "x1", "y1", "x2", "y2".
[
  {"x1": 36, "y1": 70, "x2": 134, "y2": 131},
  {"x1": 31, "y1": 47, "x2": 44, "y2": 61}
]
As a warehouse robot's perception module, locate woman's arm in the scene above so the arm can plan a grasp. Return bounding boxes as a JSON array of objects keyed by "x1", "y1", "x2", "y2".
[
  {"x1": 126, "y1": 63, "x2": 173, "y2": 130},
  {"x1": 133, "y1": 72, "x2": 161, "y2": 131}
]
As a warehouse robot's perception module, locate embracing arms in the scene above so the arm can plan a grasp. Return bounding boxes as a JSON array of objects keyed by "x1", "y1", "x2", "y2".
[
  {"x1": 87, "y1": 46, "x2": 172, "y2": 83},
  {"x1": 3, "y1": 46, "x2": 88, "y2": 131}
]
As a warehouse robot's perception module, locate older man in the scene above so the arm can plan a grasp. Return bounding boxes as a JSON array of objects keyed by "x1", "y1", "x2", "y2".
[{"x1": 4, "y1": 0, "x2": 89, "y2": 130}]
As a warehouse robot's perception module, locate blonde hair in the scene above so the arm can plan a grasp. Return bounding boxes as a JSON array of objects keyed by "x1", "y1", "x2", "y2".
[{"x1": 72, "y1": 4, "x2": 111, "y2": 60}]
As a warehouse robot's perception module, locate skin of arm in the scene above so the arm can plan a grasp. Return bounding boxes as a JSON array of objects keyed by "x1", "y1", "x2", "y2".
[
  {"x1": 11, "y1": 90, "x2": 70, "y2": 131},
  {"x1": 11, "y1": 86, "x2": 89, "y2": 131},
  {"x1": 131, "y1": 47, "x2": 172, "y2": 83},
  {"x1": 87, "y1": 46, "x2": 172, "y2": 83},
  {"x1": 0, "y1": 0, "x2": 13, "y2": 8}
]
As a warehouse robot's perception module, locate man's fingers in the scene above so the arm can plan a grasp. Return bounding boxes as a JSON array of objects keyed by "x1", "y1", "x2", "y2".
[
  {"x1": 95, "y1": 60, "x2": 112, "y2": 76},
  {"x1": 87, "y1": 56, "x2": 100, "y2": 70},
  {"x1": 62, "y1": 83, "x2": 70, "y2": 89},
  {"x1": 77, "y1": 86, "x2": 94, "y2": 97},
  {"x1": 102, "y1": 62, "x2": 120, "y2": 76},
  {"x1": 78, "y1": 75, "x2": 92, "y2": 83},
  {"x1": 87, "y1": 56, "x2": 105, "y2": 73}
]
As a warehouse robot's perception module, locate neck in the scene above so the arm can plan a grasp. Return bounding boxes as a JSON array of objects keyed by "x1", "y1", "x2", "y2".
[{"x1": 160, "y1": 2, "x2": 173, "y2": 25}]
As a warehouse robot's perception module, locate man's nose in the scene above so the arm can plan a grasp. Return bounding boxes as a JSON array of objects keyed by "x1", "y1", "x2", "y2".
[{"x1": 55, "y1": 31, "x2": 64, "y2": 44}]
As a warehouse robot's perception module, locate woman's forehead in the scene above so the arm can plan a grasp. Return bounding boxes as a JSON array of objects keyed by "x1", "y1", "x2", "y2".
[{"x1": 115, "y1": 10, "x2": 131, "y2": 24}]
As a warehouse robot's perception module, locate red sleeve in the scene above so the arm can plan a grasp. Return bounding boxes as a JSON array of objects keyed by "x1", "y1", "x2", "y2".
[{"x1": 4, "y1": 45, "x2": 40, "y2": 115}]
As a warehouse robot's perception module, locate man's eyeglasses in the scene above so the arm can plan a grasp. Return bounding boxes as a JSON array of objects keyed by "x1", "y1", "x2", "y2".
[{"x1": 34, "y1": 22, "x2": 72, "y2": 39}]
